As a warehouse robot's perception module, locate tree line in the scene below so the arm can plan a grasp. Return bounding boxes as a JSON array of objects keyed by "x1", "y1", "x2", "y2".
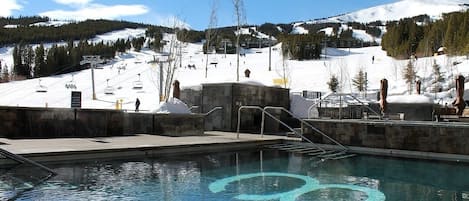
[
  {"x1": 10, "y1": 37, "x2": 148, "y2": 79},
  {"x1": 0, "y1": 17, "x2": 149, "y2": 46},
  {"x1": 382, "y1": 11, "x2": 469, "y2": 58}
]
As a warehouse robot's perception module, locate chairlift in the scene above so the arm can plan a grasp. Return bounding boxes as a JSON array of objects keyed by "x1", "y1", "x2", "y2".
[
  {"x1": 104, "y1": 79, "x2": 115, "y2": 95},
  {"x1": 65, "y1": 75, "x2": 77, "y2": 89},
  {"x1": 210, "y1": 58, "x2": 218, "y2": 65},
  {"x1": 35, "y1": 79, "x2": 48, "y2": 93},
  {"x1": 133, "y1": 73, "x2": 143, "y2": 90},
  {"x1": 117, "y1": 63, "x2": 126, "y2": 71},
  {"x1": 94, "y1": 64, "x2": 104, "y2": 69}
]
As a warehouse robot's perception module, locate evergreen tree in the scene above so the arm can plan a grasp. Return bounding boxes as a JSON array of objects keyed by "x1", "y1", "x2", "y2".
[
  {"x1": 327, "y1": 75, "x2": 339, "y2": 92},
  {"x1": 24, "y1": 45, "x2": 34, "y2": 78},
  {"x1": 352, "y1": 69, "x2": 367, "y2": 92},
  {"x1": 431, "y1": 60, "x2": 444, "y2": 92},
  {"x1": 403, "y1": 60, "x2": 416, "y2": 94},
  {"x1": 34, "y1": 43, "x2": 45, "y2": 77}
]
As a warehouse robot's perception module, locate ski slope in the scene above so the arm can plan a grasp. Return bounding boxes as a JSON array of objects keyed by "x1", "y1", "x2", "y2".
[{"x1": 0, "y1": 29, "x2": 468, "y2": 113}]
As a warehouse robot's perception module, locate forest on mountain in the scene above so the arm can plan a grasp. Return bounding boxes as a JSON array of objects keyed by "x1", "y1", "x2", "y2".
[
  {"x1": 382, "y1": 11, "x2": 469, "y2": 59},
  {"x1": 0, "y1": 16, "x2": 158, "y2": 46}
]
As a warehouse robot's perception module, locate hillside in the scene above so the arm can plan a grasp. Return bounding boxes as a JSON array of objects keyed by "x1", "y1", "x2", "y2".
[
  {"x1": 0, "y1": 28, "x2": 468, "y2": 113},
  {"x1": 305, "y1": 0, "x2": 469, "y2": 24},
  {"x1": 0, "y1": 0, "x2": 469, "y2": 113}
]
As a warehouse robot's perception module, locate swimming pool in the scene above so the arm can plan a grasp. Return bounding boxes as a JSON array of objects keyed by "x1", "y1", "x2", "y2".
[{"x1": 7, "y1": 149, "x2": 469, "y2": 201}]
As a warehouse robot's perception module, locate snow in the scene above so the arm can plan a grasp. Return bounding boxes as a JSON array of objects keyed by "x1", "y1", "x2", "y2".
[
  {"x1": 319, "y1": 27, "x2": 334, "y2": 36},
  {"x1": 30, "y1": 20, "x2": 71, "y2": 27},
  {"x1": 1, "y1": 1, "x2": 469, "y2": 114},
  {"x1": 3, "y1": 25, "x2": 18, "y2": 29},
  {"x1": 1, "y1": 34, "x2": 468, "y2": 113},
  {"x1": 352, "y1": 30, "x2": 375, "y2": 42},
  {"x1": 291, "y1": 26, "x2": 308, "y2": 34},
  {"x1": 290, "y1": 93, "x2": 315, "y2": 118},
  {"x1": 387, "y1": 94, "x2": 434, "y2": 104},
  {"x1": 152, "y1": 97, "x2": 191, "y2": 114},
  {"x1": 308, "y1": 0, "x2": 469, "y2": 23}
]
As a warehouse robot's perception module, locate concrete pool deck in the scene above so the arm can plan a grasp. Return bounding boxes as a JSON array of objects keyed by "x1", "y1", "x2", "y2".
[{"x1": 0, "y1": 132, "x2": 296, "y2": 162}]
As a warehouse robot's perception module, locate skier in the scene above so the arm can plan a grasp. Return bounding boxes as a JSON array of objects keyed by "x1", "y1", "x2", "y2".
[{"x1": 135, "y1": 98, "x2": 141, "y2": 112}]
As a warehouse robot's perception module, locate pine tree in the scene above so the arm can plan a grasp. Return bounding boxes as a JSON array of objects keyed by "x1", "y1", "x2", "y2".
[
  {"x1": 403, "y1": 60, "x2": 416, "y2": 94},
  {"x1": 352, "y1": 69, "x2": 367, "y2": 92},
  {"x1": 34, "y1": 43, "x2": 45, "y2": 77},
  {"x1": 431, "y1": 60, "x2": 444, "y2": 92},
  {"x1": 327, "y1": 75, "x2": 339, "y2": 92}
]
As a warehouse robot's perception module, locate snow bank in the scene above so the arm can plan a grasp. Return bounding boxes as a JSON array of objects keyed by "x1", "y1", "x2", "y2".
[
  {"x1": 290, "y1": 94, "x2": 315, "y2": 118},
  {"x1": 152, "y1": 98, "x2": 191, "y2": 114},
  {"x1": 387, "y1": 94, "x2": 433, "y2": 104}
]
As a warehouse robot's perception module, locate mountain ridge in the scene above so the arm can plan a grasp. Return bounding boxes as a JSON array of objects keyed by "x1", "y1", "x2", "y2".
[{"x1": 300, "y1": 0, "x2": 469, "y2": 25}]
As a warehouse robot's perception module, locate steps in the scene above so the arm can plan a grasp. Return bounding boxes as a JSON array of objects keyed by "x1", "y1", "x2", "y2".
[
  {"x1": 0, "y1": 148, "x2": 56, "y2": 200},
  {"x1": 265, "y1": 143, "x2": 356, "y2": 162}
]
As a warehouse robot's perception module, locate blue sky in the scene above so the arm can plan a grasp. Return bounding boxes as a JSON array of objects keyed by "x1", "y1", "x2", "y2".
[{"x1": 3, "y1": 0, "x2": 398, "y2": 30}]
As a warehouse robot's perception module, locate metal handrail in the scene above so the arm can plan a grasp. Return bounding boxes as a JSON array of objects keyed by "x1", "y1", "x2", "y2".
[
  {"x1": 264, "y1": 106, "x2": 347, "y2": 151},
  {"x1": 307, "y1": 92, "x2": 382, "y2": 119},
  {"x1": 347, "y1": 94, "x2": 382, "y2": 119},
  {"x1": 204, "y1": 106, "x2": 223, "y2": 116},
  {"x1": 189, "y1": 105, "x2": 200, "y2": 112},
  {"x1": 237, "y1": 106, "x2": 265, "y2": 139},
  {"x1": 0, "y1": 148, "x2": 56, "y2": 176},
  {"x1": 237, "y1": 106, "x2": 326, "y2": 153},
  {"x1": 307, "y1": 92, "x2": 335, "y2": 118}
]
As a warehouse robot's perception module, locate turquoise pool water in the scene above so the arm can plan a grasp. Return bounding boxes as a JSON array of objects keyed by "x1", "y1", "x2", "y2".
[{"x1": 9, "y1": 149, "x2": 469, "y2": 201}]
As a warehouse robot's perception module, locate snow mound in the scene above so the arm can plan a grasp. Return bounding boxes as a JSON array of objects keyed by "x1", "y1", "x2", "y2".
[
  {"x1": 152, "y1": 98, "x2": 191, "y2": 114},
  {"x1": 387, "y1": 94, "x2": 434, "y2": 104},
  {"x1": 290, "y1": 94, "x2": 315, "y2": 118}
]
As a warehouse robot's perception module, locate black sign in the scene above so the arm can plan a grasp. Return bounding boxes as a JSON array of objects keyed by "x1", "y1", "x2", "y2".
[{"x1": 71, "y1": 91, "x2": 82, "y2": 108}]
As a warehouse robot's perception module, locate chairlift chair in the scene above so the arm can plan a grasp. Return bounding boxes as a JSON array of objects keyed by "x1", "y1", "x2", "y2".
[
  {"x1": 65, "y1": 75, "x2": 77, "y2": 89},
  {"x1": 133, "y1": 73, "x2": 143, "y2": 90},
  {"x1": 210, "y1": 58, "x2": 218, "y2": 65},
  {"x1": 104, "y1": 79, "x2": 115, "y2": 95},
  {"x1": 35, "y1": 79, "x2": 48, "y2": 93}
]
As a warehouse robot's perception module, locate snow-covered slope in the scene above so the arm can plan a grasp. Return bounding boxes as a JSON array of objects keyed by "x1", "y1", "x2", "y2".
[
  {"x1": 313, "y1": 0, "x2": 469, "y2": 23},
  {"x1": 1, "y1": 0, "x2": 469, "y2": 112}
]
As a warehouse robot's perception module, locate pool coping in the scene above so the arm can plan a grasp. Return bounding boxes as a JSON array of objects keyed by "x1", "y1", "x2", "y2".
[
  {"x1": 1, "y1": 131, "x2": 468, "y2": 164},
  {"x1": 0, "y1": 132, "x2": 291, "y2": 164}
]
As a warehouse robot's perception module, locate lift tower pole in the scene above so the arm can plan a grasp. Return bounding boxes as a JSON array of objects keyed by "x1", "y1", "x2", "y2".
[{"x1": 80, "y1": 55, "x2": 103, "y2": 100}]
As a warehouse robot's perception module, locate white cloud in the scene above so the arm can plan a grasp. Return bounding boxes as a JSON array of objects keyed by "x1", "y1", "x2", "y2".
[
  {"x1": 54, "y1": 0, "x2": 93, "y2": 6},
  {"x1": 0, "y1": 0, "x2": 22, "y2": 17},
  {"x1": 40, "y1": 4, "x2": 149, "y2": 21}
]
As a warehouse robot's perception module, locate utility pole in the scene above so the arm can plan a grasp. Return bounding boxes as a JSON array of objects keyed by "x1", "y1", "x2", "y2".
[
  {"x1": 80, "y1": 55, "x2": 103, "y2": 100},
  {"x1": 159, "y1": 61, "x2": 164, "y2": 102},
  {"x1": 269, "y1": 35, "x2": 272, "y2": 71}
]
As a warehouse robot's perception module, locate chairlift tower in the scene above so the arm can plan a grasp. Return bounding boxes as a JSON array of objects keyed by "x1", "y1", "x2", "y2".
[{"x1": 80, "y1": 55, "x2": 103, "y2": 100}]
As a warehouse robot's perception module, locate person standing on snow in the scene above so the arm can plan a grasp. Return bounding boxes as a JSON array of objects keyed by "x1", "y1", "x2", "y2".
[{"x1": 135, "y1": 98, "x2": 141, "y2": 112}]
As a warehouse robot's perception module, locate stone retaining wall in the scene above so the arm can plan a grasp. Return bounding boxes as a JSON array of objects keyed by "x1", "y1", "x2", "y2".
[
  {"x1": 181, "y1": 83, "x2": 290, "y2": 132},
  {"x1": 303, "y1": 119, "x2": 469, "y2": 155},
  {"x1": 0, "y1": 107, "x2": 204, "y2": 138}
]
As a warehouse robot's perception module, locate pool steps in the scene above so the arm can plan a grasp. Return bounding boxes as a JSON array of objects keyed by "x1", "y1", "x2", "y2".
[
  {"x1": 265, "y1": 143, "x2": 356, "y2": 161},
  {"x1": 0, "y1": 148, "x2": 56, "y2": 200}
]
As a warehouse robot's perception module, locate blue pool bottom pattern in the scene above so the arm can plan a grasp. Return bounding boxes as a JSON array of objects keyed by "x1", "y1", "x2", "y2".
[{"x1": 2, "y1": 149, "x2": 469, "y2": 201}]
